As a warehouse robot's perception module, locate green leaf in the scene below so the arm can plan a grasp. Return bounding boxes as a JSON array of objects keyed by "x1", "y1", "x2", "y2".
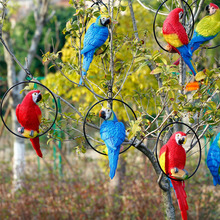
[
  {"x1": 120, "y1": 5, "x2": 127, "y2": 11},
  {"x1": 127, "y1": 119, "x2": 142, "y2": 140},
  {"x1": 195, "y1": 71, "x2": 207, "y2": 81},
  {"x1": 189, "y1": 117, "x2": 195, "y2": 123},
  {"x1": 42, "y1": 93, "x2": 50, "y2": 102},
  {"x1": 150, "y1": 67, "x2": 162, "y2": 75},
  {"x1": 20, "y1": 85, "x2": 34, "y2": 94}
]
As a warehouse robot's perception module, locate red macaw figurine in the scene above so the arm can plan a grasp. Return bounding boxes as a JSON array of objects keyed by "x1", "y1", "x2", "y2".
[
  {"x1": 163, "y1": 8, "x2": 199, "y2": 91},
  {"x1": 16, "y1": 90, "x2": 43, "y2": 157},
  {"x1": 159, "y1": 131, "x2": 189, "y2": 220}
]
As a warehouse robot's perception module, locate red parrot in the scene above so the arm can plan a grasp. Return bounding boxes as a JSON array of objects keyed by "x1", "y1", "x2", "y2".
[
  {"x1": 16, "y1": 90, "x2": 43, "y2": 158},
  {"x1": 162, "y1": 8, "x2": 199, "y2": 91},
  {"x1": 159, "y1": 131, "x2": 189, "y2": 220}
]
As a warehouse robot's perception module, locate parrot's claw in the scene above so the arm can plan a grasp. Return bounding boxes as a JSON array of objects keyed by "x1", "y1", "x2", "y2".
[
  {"x1": 171, "y1": 168, "x2": 189, "y2": 180},
  {"x1": 30, "y1": 130, "x2": 34, "y2": 137},
  {"x1": 18, "y1": 127, "x2": 24, "y2": 134},
  {"x1": 183, "y1": 169, "x2": 189, "y2": 176},
  {"x1": 174, "y1": 167, "x2": 179, "y2": 173}
]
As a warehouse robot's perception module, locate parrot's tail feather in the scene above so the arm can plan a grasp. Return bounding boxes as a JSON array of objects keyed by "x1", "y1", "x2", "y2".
[
  {"x1": 79, "y1": 71, "x2": 87, "y2": 85},
  {"x1": 30, "y1": 137, "x2": 43, "y2": 158},
  {"x1": 171, "y1": 180, "x2": 188, "y2": 220},
  {"x1": 173, "y1": 58, "x2": 180, "y2": 66},
  {"x1": 108, "y1": 147, "x2": 120, "y2": 179},
  {"x1": 80, "y1": 50, "x2": 95, "y2": 85},
  {"x1": 183, "y1": 59, "x2": 197, "y2": 76}
]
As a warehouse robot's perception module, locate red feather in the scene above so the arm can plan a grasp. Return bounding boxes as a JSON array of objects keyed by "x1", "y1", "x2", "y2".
[
  {"x1": 171, "y1": 180, "x2": 188, "y2": 220},
  {"x1": 16, "y1": 90, "x2": 43, "y2": 157},
  {"x1": 30, "y1": 137, "x2": 43, "y2": 158},
  {"x1": 163, "y1": 8, "x2": 189, "y2": 46},
  {"x1": 159, "y1": 132, "x2": 188, "y2": 220}
]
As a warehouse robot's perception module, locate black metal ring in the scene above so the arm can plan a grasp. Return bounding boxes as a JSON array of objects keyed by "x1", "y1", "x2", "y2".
[
  {"x1": 83, "y1": 98, "x2": 137, "y2": 156},
  {"x1": 91, "y1": 0, "x2": 108, "y2": 11},
  {"x1": 155, "y1": 121, "x2": 201, "y2": 181},
  {"x1": 153, "y1": 0, "x2": 195, "y2": 52},
  {"x1": 202, "y1": 44, "x2": 220, "y2": 50},
  {"x1": 0, "y1": 80, "x2": 58, "y2": 139}
]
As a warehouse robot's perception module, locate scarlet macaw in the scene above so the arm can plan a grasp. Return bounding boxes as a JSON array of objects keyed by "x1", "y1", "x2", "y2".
[
  {"x1": 16, "y1": 90, "x2": 43, "y2": 157},
  {"x1": 159, "y1": 131, "x2": 188, "y2": 220}
]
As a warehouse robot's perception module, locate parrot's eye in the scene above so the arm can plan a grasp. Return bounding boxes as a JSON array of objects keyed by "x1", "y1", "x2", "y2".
[
  {"x1": 179, "y1": 11, "x2": 183, "y2": 19},
  {"x1": 34, "y1": 93, "x2": 37, "y2": 95}
]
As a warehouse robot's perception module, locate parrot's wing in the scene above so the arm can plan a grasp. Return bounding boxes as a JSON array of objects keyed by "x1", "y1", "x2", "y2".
[
  {"x1": 34, "y1": 105, "x2": 42, "y2": 124},
  {"x1": 163, "y1": 21, "x2": 189, "y2": 47},
  {"x1": 207, "y1": 135, "x2": 220, "y2": 186},
  {"x1": 16, "y1": 104, "x2": 21, "y2": 124},
  {"x1": 159, "y1": 144, "x2": 168, "y2": 174},
  {"x1": 100, "y1": 121, "x2": 126, "y2": 150},
  {"x1": 196, "y1": 14, "x2": 220, "y2": 38},
  {"x1": 81, "y1": 24, "x2": 109, "y2": 54}
]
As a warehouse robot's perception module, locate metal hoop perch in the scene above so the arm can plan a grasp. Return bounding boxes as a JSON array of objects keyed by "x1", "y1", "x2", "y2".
[
  {"x1": 83, "y1": 98, "x2": 137, "y2": 156},
  {"x1": 0, "y1": 80, "x2": 58, "y2": 139},
  {"x1": 153, "y1": 0, "x2": 195, "y2": 52},
  {"x1": 155, "y1": 121, "x2": 202, "y2": 181}
]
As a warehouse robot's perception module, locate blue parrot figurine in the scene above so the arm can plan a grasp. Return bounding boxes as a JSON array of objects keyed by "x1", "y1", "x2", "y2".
[
  {"x1": 80, "y1": 14, "x2": 111, "y2": 85},
  {"x1": 189, "y1": 3, "x2": 220, "y2": 54},
  {"x1": 207, "y1": 132, "x2": 220, "y2": 186},
  {"x1": 99, "y1": 107, "x2": 126, "y2": 179}
]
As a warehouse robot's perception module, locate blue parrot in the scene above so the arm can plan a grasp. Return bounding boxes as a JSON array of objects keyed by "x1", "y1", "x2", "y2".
[
  {"x1": 79, "y1": 15, "x2": 111, "y2": 85},
  {"x1": 189, "y1": 3, "x2": 220, "y2": 54},
  {"x1": 207, "y1": 132, "x2": 220, "y2": 186},
  {"x1": 99, "y1": 107, "x2": 126, "y2": 179}
]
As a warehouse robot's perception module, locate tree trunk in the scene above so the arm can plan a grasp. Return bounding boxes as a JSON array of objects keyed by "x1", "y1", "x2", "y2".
[
  {"x1": 1, "y1": 0, "x2": 50, "y2": 191},
  {"x1": 2, "y1": 31, "x2": 26, "y2": 191}
]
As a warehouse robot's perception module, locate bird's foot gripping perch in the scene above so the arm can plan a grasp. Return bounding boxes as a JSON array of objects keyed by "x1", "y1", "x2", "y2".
[
  {"x1": 171, "y1": 167, "x2": 189, "y2": 180},
  {"x1": 18, "y1": 127, "x2": 38, "y2": 138}
]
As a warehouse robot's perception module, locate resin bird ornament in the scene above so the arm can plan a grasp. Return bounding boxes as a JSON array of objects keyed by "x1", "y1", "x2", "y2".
[
  {"x1": 189, "y1": 3, "x2": 220, "y2": 53},
  {"x1": 16, "y1": 90, "x2": 43, "y2": 157},
  {"x1": 80, "y1": 14, "x2": 111, "y2": 85},
  {"x1": 159, "y1": 131, "x2": 189, "y2": 220},
  {"x1": 207, "y1": 132, "x2": 220, "y2": 186},
  {"x1": 162, "y1": 8, "x2": 200, "y2": 91},
  {"x1": 99, "y1": 107, "x2": 125, "y2": 179}
]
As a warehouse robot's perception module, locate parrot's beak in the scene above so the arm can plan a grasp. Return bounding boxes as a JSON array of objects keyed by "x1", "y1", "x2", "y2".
[
  {"x1": 179, "y1": 136, "x2": 186, "y2": 145},
  {"x1": 36, "y1": 93, "x2": 42, "y2": 103},
  {"x1": 104, "y1": 17, "x2": 111, "y2": 26},
  {"x1": 99, "y1": 110, "x2": 106, "y2": 119},
  {"x1": 205, "y1": 5, "x2": 210, "y2": 14}
]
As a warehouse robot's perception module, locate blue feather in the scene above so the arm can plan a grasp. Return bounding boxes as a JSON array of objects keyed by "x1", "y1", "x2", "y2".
[
  {"x1": 189, "y1": 30, "x2": 217, "y2": 53},
  {"x1": 177, "y1": 45, "x2": 197, "y2": 76},
  {"x1": 207, "y1": 133, "x2": 220, "y2": 186},
  {"x1": 79, "y1": 17, "x2": 109, "y2": 85},
  {"x1": 100, "y1": 111, "x2": 126, "y2": 179}
]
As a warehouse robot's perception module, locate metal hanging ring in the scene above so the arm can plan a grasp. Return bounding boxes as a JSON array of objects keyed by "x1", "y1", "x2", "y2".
[
  {"x1": 90, "y1": 0, "x2": 108, "y2": 11},
  {"x1": 155, "y1": 121, "x2": 202, "y2": 181},
  {"x1": 153, "y1": 0, "x2": 195, "y2": 52},
  {"x1": 0, "y1": 80, "x2": 58, "y2": 139},
  {"x1": 83, "y1": 98, "x2": 137, "y2": 156}
]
